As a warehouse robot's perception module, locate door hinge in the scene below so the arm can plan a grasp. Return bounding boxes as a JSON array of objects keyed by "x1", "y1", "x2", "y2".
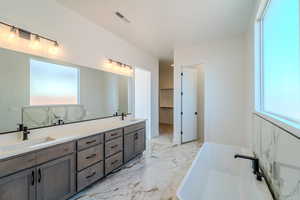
[
  {"x1": 181, "y1": 112, "x2": 183, "y2": 115},
  {"x1": 181, "y1": 72, "x2": 183, "y2": 76},
  {"x1": 181, "y1": 92, "x2": 183, "y2": 96},
  {"x1": 181, "y1": 131, "x2": 183, "y2": 135}
]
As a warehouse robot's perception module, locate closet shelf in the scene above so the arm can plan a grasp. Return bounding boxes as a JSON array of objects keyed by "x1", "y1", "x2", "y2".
[{"x1": 160, "y1": 106, "x2": 174, "y2": 109}]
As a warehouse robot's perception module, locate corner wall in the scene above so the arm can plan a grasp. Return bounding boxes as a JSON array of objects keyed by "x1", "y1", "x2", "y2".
[
  {"x1": 174, "y1": 35, "x2": 251, "y2": 147},
  {"x1": 0, "y1": 0, "x2": 159, "y2": 138}
]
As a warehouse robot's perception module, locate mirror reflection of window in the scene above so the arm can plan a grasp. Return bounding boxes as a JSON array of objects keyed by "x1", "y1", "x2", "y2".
[{"x1": 30, "y1": 59, "x2": 79, "y2": 105}]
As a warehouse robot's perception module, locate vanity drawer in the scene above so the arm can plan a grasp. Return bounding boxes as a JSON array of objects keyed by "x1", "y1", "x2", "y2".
[
  {"x1": 77, "y1": 161, "x2": 104, "y2": 191},
  {"x1": 105, "y1": 129, "x2": 123, "y2": 141},
  {"x1": 105, "y1": 137, "x2": 123, "y2": 158},
  {"x1": 37, "y1": 142, "x2": 75, "y2": 165},
  {"x1": 77, "y1": 144, "x2": 103, "y2": 171},
  {"x1": 77, "y1": 134, "x2": 103, "y2": 151},
  {"x1": 0, "y1": 153, "x2": 37, "y2": 178},
  {"x1": 105, "y1": 152, "x2": 123, "y2": 174},
  {"x1": 124, "y1": 122, "x2": 146, "y2": 135}
]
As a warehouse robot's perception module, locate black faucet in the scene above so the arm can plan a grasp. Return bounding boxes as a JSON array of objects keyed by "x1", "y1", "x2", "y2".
[
  {"x1": 121, "y1": 112, "x2": 127, "y2": 120},
  {"x1": 234, "y1": 154, "x2": 262, "y2": 181},
  {"x1": 58, "y1": 119, "x2": 64, "y2": 125},
  {"x1": 22, "y1": 126, "x2": 30, "y2": 141},
  {"x1": 18, "y1": 123, "x2": 24, "y2": 131}
]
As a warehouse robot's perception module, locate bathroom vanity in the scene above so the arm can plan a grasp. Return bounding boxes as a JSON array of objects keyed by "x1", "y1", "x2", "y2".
[
  {"x1": 0, "y1": 118, "x2": 146, "y2": 200},
  {"x1": 0, "y1": 40, "x2": 144, "y2": 200}
]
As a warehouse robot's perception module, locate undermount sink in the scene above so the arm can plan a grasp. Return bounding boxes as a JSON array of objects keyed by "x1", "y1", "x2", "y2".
[
  {"x1": 123, "y1": 118, "x2": 139, "y2": 122},
  {"x1": 0, "y1": 137, "x2": 55, "y2": 153}
]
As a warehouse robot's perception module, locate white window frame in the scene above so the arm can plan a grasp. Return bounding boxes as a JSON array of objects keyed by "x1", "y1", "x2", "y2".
[{"x1": 255, "y1": 0, "x2": 300, "y2": 135}]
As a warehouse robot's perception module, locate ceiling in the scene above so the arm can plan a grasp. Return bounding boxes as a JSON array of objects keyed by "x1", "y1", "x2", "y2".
[{"x1": 57, "y1": 0, "x2": 256, "y2": 62}]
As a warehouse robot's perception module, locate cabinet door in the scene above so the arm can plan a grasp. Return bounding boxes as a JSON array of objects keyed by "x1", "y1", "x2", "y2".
[
  {"x1": 36, "y1": 154, "x2": 75, "y2": 200},
  {"x1": 0, "y1": 168, "x2": 36, "y2": 200},
  {"x1": 124, "y1": 132, "x2": 136, "y2": 163},
  {"x1": 135, "y1": 129, "x2": 146, "y2": 155}
]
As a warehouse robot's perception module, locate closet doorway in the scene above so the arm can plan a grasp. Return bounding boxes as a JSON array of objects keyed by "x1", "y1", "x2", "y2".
[{"x1": 159, "y1": 61, "x2": 174, "y2": 142}]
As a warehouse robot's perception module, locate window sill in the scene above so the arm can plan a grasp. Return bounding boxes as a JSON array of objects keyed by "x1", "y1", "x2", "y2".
[{"x1": 254, "y1": 111, "x2": 300, "y2": 139}]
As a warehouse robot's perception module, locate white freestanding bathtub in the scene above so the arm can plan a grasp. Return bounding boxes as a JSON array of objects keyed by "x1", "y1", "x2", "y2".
[{"x1": 177, "y1": 143, "x2": 273, "y2": 200}]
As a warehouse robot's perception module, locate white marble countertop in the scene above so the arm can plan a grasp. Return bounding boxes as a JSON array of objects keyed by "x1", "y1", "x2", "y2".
[
  {"x1": 177, "y1": 142, "x2": 273, "y2": 200},
  {"x1": 0, "y1": 116, "x2": 146, "y2": 160}
]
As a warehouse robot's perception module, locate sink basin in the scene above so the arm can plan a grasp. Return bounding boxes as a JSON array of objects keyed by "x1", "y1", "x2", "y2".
[
  {"x1": 0, "y1": 137, "x2": 55, "y2": 153},
  {"x1": 122, "y1": 118, "x2": 139, "y2": 122}
]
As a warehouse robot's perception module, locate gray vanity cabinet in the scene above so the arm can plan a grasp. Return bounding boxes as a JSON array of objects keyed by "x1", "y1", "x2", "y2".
[
  {"x1": 124, "y1": 132, "x2": 136, "y2": 163},
  {"x1": 135, "y1": 129, "x2": 146, "y2": 154},
  {"x1": 0, "y1": 168, "x2": 36, "y2": 200},
  {"x1": 0, "y1": 142, "x2": 76, "y2": 200},
  {"x1": 36, "y1": 154, "x2": 76, "y2": 200},
  {"x1": 124, "y1": 123, "x2": 146, "y2": 163}
]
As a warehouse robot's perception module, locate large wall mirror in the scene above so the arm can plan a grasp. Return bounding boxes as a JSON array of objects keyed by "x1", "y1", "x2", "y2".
[{"x1": 0, "y1": 47, "x2": 133, "y2": 133}]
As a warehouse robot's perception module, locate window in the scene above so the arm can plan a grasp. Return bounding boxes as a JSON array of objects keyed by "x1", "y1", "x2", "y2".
[
  {"x1": 30, "y1": 59, "x2": 79, "y2": 105},
  {"x1": 261, "y1": 0, "x2": 300, "y2": 123}
]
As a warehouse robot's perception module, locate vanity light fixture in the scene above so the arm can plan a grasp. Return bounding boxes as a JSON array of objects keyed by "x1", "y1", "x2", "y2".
[
  {"x1": 29, "y1": 34, "x2": 41, "y2": 50},
  {"x1": 0, "y1": 21, "x2": 60, "y2": 54},
  {"x1": 49, "y1": 41, "x2": 59, "y2": 55},
  {"x1": 8, "y1": 26, "x2": 17, "y2": 40},
  {"x1": 107, "y1": 59, "x2": 133, "y2": 76}
]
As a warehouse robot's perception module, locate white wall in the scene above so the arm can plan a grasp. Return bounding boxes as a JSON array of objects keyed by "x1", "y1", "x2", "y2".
[
  {"x1": 0, "y1": 0, "x2": 159, "y2": 137},
  {"x1": 174, "y1": 35, "x2": 251, "y2": 147},
  {"x1": 245, "y1": 0, "x2": 262, "y2": 149},
  {"x1": 134, "y1": 68, "x2": 152, "y2": 139}
]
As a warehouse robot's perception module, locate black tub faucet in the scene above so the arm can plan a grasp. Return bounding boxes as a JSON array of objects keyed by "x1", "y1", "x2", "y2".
[{"x1": 234, "y1": 154, "x2": 262, "y2": 181}]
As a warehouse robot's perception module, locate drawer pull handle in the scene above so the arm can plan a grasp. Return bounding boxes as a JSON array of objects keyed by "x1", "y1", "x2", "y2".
[
  {"x1": 86, "y1": 172, "x2": 96, "y2": 179},
  {"x1": 86, "y1": 154, "x2": 97, "y2": 159},
  {"x1": 86, "y1": 140, "x2": 97, "y2": 144},
  {"x1": 111, "y1": 160, "x2": 119, "y2": 165},
  {"x1": 31, "y1": 171, "x2": 35, "y2": 186},
  {"x1": 111, "y1": 133, "x2": 118, "y2": 137},
  {"x1": 38, "y1": 169, "x2": 42, "y2": 183},
  {"x1": 111, "y1": 145, "x2": 118, "y2": 149}
]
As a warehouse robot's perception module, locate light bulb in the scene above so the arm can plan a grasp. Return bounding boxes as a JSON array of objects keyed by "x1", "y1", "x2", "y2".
[
  {"x1": 29, "y1": 35, "x2": 41, "y2": 50},
  {"x1": 8, "y1": 27, "x2": 17, "y2": 41},
  {"x1": 49, "y1": 41, "x2": 59, "y2": 55}
]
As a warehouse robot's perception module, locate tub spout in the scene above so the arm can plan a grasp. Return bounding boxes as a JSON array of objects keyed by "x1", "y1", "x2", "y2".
[{"x1": 234, "y1": 154, "x2": 262, "y2": 181}]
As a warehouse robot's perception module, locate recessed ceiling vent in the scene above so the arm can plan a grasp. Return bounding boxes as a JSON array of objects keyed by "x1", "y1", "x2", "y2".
[{"x1": 115, "y1": 12, "x2": 131, "y2": 23}]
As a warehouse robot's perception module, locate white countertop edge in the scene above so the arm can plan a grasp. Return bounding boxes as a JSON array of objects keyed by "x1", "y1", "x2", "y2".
[{"x1": 0, "y1": 118, "x2": 146, "y2": 161}]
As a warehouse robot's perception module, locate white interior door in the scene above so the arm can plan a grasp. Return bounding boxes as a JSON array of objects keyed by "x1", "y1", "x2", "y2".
[
  {"x1": 134, "y1": 68, "x2": 151, "y2": 139},
  {"x1": 181, "y1": 67, "x2": 198, "y2": 143}
]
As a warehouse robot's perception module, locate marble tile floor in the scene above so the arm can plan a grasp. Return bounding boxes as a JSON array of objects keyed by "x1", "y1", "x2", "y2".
[
  {"x1": 159, "y1": 124, "x2": 174, "y2": 143},
  {"x1": 70, "y1": 135, "x2": 201, "y2": 200}
]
